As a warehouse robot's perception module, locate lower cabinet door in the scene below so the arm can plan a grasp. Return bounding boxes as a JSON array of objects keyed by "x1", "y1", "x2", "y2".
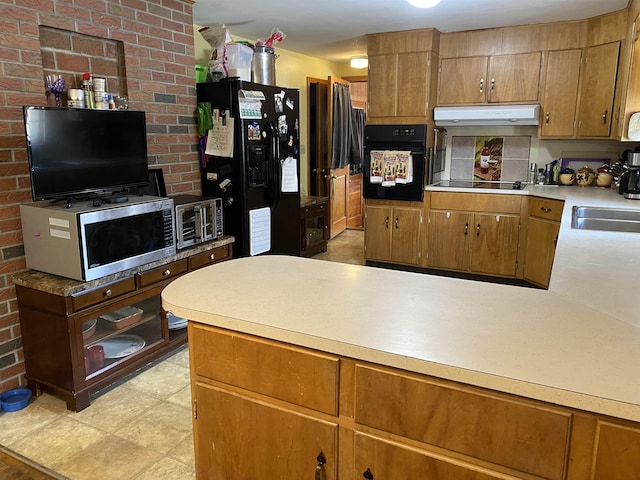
[
  {"x1": 523, "y1": 217, "x2": 560, "y2": 288},
  {"x1": 194, "y1": 382, "x2": 338, "y2": 479},
  {"x1": 355, "y1": 433, "x2": 518, "y2": 480},
  {"x1": 469, "y1": 213, "x2": 519, "y2": 276},
  {"x1": 427, "y1": 210, "x2": 470, "y2": 271}
]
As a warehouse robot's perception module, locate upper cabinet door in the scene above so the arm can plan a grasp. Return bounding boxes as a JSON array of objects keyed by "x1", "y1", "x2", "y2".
[
  {"x1": 438, "y1": 56, "x2": 488, "y2": 105},
  {"x1": 397, "y1": 52, "x2": 431, "y2": 117},
  {"x1": 367, "y1": 54, "x2": 398, "y2": 118},
  {"x1": 539, "y1": 49, "x2": 582, "y2": 138},
  {"x1": 576, "y1": 41, "x2": 621, "y2": 138},
  {"x1": 487, "y1": 52, "x2": 541, "y2": 103}
]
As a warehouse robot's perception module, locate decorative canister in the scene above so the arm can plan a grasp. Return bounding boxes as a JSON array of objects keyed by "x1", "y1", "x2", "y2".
[
  {"x1": 596, "y1": 164, "x2": 613, "y2": 188},
  {"x1": 559, "y1": 168, "x2": 575, "y2": 186},
  {"x1": 576, "y1": 165, "x2": 595, "y2": 187}
]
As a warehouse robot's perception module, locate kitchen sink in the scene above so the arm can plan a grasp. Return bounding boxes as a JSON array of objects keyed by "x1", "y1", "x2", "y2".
[{"x1": 572, "y1": 206, "x2": 640, "y2": 233}]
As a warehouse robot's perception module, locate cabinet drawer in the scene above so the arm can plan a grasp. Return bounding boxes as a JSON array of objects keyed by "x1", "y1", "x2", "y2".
[
  {"x1": 430, "y1": 192, "x2": 522, "y2": 214},
  {"x1": 528, "y1": 196, "x2": 564, "y2": 222},
  {"x1": 71, "y1": 276, "x2": 136, "y2": 311},
  {"x1": 301, "y1": 201, "x2": 326, "y2": 217},
  {"x1": 188, "y1": 244, "x2": 230, "y2": 270},
  {"x1": 137, "y1": 259, "x2": 188, "y2": 288},
  {"x1": 191, "y1": 324, "x2": 339, "y2": 415},
  {"x1": 355, "y1": 365, "x2": 571, "y2": 480}
]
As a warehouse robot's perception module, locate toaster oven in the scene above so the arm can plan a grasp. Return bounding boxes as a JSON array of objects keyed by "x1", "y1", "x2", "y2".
[{"x1": 171, "y1": 195, "x2": 223, "y2": 250}]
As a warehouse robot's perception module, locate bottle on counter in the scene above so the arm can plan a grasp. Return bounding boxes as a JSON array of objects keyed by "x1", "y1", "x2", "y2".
[{"x1": 537, "y1": 168, "x2": 546, "y2": 185}]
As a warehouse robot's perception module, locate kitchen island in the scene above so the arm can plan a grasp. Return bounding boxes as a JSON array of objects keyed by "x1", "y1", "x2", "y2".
[{"x1": 163, "y1": 235, "x2": 640, "y2": 478}]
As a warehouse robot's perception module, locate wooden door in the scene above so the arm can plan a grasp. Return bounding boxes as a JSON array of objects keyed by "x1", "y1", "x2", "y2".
[
  {"x1": 390, "y1": 206, "x2": 422, "y2": 265},
  {"x1": 576, "y1": 42, "x2": 620, "y2": 137},
  {"x1": 397, "y1": 52, "x2": 430, "y2": 117},
  {"x1": 327, "y1": 75, "x2": 350, "y2": 238},
  {"x1": 364, "y1": 205, "x2": 391, "y2": 261},
  {"x1": 469, "y1": 213, "x2": 519, "y2": 277},
  {"x1": 539, "y1": 49, "x2": 582, "y2": 138},
  {"x1": 367, "y1": 54, "x2": 398, "y2": 118},
  {"x1": 355, "y1": 433, "x2": 512, "y2": 480},
  {"x1": 426, "y1": 210, "x2": 470, "y2": 271},
  {"x1": 523, "y1": 217, "x2": 560, "y2": 288},
  {"x1": 194, "y1": 382, "x2": 338, "y2": 479},
  {"x1": 347, "y1": 172, "x2": 363, "y2": 229},
  {"x1": 488, "y1": 52, "x2": 541, "y2": 103},
  {"x1": 307, "y1": 78, "x2": 329, "y2": 197},
  {"x1": 438, "y1": 56, "x2": 488, "y2": 105},
  {"x1": 329, "y1": 165, "x2": 348, "y2": 238}
]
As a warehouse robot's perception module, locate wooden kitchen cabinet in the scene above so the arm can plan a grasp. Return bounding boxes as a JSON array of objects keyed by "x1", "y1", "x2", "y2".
[
  {"x1": 426, "y1": 192, "x2": 521, "y2": 277},
  {"x1": 366, "y1": 29, "x2": 439, "y2": 124},
  {"x1": 347, "y1": 172, "x2": 363, "y2": 229},
  {"x1": 438, "y1": 52, "x2": 541, "y2": 105},
  {"x1": 188, "y1": 323, "x2": 640, "y2": 478},
  {"x1": 576, "y1": 41, "x2": 621, "y2": 138},
  {"x1": 523, "y1": 196, "x2": 564, "y2": 288},
  {"x1": 190, "y1": 324, "x2": 339, "y2": 479},
  {"x1": 539, "y1": 49, "x2": 583, "y2": 138},
  {"x1": 364, "y1": 200, "x2": 422, "y2": 266},
  {"x1": 13, "y1": 240, "x2": 232, "y2": 411}
]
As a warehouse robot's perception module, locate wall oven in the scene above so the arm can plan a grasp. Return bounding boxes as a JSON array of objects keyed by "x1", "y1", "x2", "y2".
[{"x1": 363, "y1": 124, "x2": 428, "y2": 201}]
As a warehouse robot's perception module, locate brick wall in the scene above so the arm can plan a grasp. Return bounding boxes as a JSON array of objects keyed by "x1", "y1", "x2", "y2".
[{"x1": 0, "y1": 0, "x2": 200, "y2": 393}]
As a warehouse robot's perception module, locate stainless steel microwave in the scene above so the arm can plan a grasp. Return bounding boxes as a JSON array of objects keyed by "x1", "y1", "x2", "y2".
[
  {"x1": 20, "y1": 196, "x2": 176, "y2": 281},
  {"x1": 171, "y1": 195, "x2": 223, "y2": 250}
]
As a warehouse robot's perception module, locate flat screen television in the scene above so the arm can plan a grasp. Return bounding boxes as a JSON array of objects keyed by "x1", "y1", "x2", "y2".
[{"x1": 23, "y1": 106, "x2": 150, "y2": 201}]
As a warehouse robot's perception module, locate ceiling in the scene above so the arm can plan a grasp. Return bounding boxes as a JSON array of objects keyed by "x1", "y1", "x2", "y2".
[{"x1": 192, "y1": 0, "x2": 629, "y2": 64}]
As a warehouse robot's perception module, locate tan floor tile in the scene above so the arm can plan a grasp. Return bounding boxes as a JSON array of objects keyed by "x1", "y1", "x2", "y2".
[
  {"x1": 121, "y1": 360, "x2": 190, "y2": 400},
  {"x1": 164, "y1": 346, "x2": 189, "y2": 369},
  {"x1": 71, "y1": 386, "x2": 162, "y2": 433},
  {"x1": 8, "y1": 415, "x2": 107, "y2": 470},
  {"x1": 113, "y1": 402, "x2": 192, "y2": 454},
  {"x1": 0, "y1": 401, "x2": 60, "y2": 448},
  {"x1": 132, "y1": 457, "x2": 195, "y2": 480},
  {"x1": 166, "y1": 384, "x2": 192, "y2": 409},
  {"x1": 55, "y1": 434, "x2": 161, "y2": 480},
  {"x1": 168, "y1": 434, "x2": 195, "y2": 468}
]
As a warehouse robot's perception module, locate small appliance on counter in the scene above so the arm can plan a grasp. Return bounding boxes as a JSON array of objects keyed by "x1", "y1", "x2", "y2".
[
  {"x1": 170, "y1": 195, "x2": 223, "y2": 250},
  {"x1": 619, "y1": 151, "x2": 640, "y2": 199}
]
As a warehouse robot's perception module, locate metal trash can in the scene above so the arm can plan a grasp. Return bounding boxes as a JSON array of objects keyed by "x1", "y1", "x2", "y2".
[{"x1": 252, "y1": 46, "x2": 276, "y2": 85}]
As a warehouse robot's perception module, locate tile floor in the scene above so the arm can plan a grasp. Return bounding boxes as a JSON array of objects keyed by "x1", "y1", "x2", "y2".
[{"x1": 0, "y1": 228, "x2": 364, "y2": 479}]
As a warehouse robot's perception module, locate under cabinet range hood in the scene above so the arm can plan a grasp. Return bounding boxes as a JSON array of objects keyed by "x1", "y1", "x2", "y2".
[{"x1": 433, "y1": 104, "x2": 540, "y2": 127}]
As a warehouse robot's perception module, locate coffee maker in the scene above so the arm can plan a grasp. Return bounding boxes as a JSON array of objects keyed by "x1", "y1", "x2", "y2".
[{"x1": 619, "y1": 152, "x2": 640, "y2": 199}]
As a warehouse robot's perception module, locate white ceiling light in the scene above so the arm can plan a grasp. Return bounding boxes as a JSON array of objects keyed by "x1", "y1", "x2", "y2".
[
  {"x1": 407, "y1": 0, "x2": 441, "y2": 7},
  {"x1": 350, "y1": 57, "x2": 368, "y2": 69}
]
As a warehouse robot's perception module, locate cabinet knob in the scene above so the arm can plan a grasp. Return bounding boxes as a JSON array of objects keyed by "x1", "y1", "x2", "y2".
[
  {"x1": 479, "y1": 78, "x2": 484, "y2": 93},
  {"x1": 363, "y1": 468, "x2": 374, "y2": 479},
  {"x1": 315, "y1": 451, "x2": 327, "y2": 480},
  {"x1": 395, "y1": 217, "x2": 399, "y2": 229},
  {"x1": 103, "y1": 288, "x2": 112, "y2": 297},
  {"x1": 385, "y1": 216, "x2": 389, "y2": 229},
  {"x1": 464, "y1": 223, "x2": 469, "y2": 236},
  {"x1": 163, "y1": 269, "x2": 171, "y2": 276},
  {"x1": 209, "y1": 253, "x2": 215, "y2": 260},
  {"x1": 490, "y1": 78, "x2": 495, "y2": 91},
  {"x1": 476, "y1": 223, "x2": 481, "y2": 236},
  {"x1": 540, "y1": 207, "x2": 552, "y2": 213},
  {"x1": 602, "y1": 109, "x2": 608, "y2": 124},
  {"x1": 545, "y1": 112, "x2": 550, "y2": 125}
]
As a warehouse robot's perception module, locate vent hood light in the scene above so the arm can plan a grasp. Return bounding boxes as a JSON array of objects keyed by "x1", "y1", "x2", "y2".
[{"x1": 434, "y1": 104, "x2": 540, "y2": 126}]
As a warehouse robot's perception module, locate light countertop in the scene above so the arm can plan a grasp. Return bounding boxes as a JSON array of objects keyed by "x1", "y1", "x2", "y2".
[{"x1": 163, "y1": 183, "x2": 640, "y2": 423}]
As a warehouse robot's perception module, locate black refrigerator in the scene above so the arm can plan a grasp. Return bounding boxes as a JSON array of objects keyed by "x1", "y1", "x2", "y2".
[{"x1": 197, "y1": 79, "x2": 301, "y2": 257}]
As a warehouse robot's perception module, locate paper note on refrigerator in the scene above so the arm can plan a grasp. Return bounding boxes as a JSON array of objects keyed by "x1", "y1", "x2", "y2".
[
  {"x1": 281, "y1": 157, "x2": 298, "y2": 193},
  {"x1": 205, "y1": 116, "x2": 234, "y2": 157},
  {"x1": 249, "y1": 207, "x2": 271, "y2": 256}
]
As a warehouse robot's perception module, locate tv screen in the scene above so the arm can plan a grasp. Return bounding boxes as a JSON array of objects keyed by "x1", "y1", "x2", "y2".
[{"x1": 23, "y1": 107, "x2": 150, "y2": 201}]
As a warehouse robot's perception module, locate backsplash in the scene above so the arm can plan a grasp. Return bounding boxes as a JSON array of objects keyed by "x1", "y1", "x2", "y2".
[{"x1": 450, "y1": 136, "x2": 531, "y2": 182}]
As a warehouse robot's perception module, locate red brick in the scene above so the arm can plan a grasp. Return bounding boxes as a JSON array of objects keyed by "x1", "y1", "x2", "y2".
[
  {"x1": 0, "y1": 362, "x2": 26, "y2": 382},
  {"x1": 0, "y1": 5, "x2": 41, "y2": 23},
  {"x1": 0, "y1": 163, "x2": 29, "y2": 177}
]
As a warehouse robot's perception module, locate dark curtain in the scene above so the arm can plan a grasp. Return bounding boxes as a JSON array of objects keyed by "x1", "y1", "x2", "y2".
[
  {"x1": 350, "y1": 108, "x2": 365, "y2": 167},
  {"x1": 331, "y1": 83, "x2": 353, "y2": 169}
]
